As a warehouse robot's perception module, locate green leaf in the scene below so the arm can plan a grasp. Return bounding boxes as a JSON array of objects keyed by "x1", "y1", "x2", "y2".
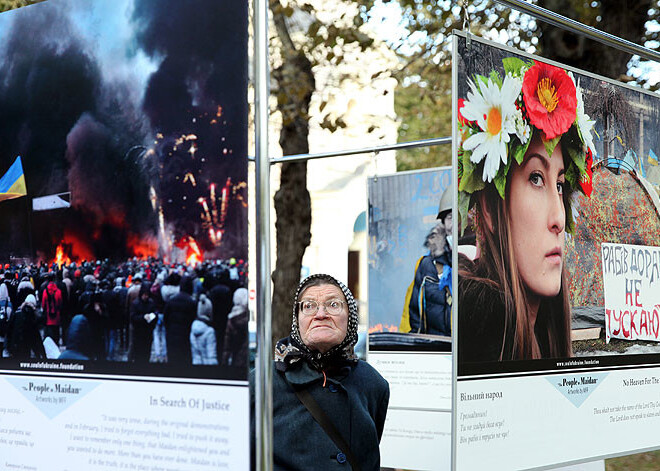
[
  {"x1": 543, "y1": 135, "x2": 561, "y2": 158},
  {"x1": 458, "y1": 151, "x2": 486, "y2": 194},
  {"x1": 489, "y1": 70, "x2": 502, "y2": 87},
  {"x1": 564, "y1": 160, "x2": 579, "y2": 191},
  {"x1": 458, "y1": 191, "x2": 472, "y2": 237},
  {"x1": 512, "y1": 135, "x2": 531, "y2": 165},
  {"x1": 502, "y1": 57, "x2": 532, "y2": 77},
  {"x1": 476, "y1": 74, "x2": 489, "y2": 89},
  {"x1": 565, "y1": 200, "x2": 576, "y2": 234},
  {"x1": 493, "y1": 157, "x2": 511, "y2": 199},
  {"x1": 566, "y1": 145, "x2": 586, "y2": 174}
]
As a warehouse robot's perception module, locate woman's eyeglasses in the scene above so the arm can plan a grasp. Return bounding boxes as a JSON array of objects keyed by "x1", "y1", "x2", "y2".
[{"x1": 298, "y1": 299, "x2": 345, "y2": 316}]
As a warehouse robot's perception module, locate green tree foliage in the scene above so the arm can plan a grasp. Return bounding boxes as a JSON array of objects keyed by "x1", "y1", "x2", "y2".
[
  {"x1": 387, "y1": 0, "x2": 660, "y2": 170},
  {"x1": 0, "y1": 0, "x2": 43, "y2": 13},
  {"x1": 269, "y1": 0, "x2": 379, "y2": 344},
  {"x1": 269, "y1": 0, "x2": 660, "y2": 342},
  {"x1": 395, "y1": 73, "x2": 452, "y2": 171}
]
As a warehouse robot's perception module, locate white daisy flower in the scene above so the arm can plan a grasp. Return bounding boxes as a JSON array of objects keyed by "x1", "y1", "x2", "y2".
[
  {"x1": 461, "y1": 74, "x2": 522, "y2": 182},
  {"x1": 514, "y1": 109, "x2": 530, "y2": 145},
  {"x1": 569, "y1": 72, "x2": 596, "y2": 155}
]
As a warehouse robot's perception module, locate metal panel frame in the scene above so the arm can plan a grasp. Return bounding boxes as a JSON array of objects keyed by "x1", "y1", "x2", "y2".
[{"x1": 252, "y1": 0, "x2": 660, "y2": 469}]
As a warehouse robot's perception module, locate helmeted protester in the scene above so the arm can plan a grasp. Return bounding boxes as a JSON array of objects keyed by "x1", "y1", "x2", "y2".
[{"x1": 401, "y1": 184, "x2": 453, "y2": 336}]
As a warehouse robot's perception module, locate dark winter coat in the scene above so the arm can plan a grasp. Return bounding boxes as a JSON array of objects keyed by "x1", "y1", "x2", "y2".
[
  {"x1": 163, "y1": 292, "x2": 196, "y2": 366},
  {"x1": 130, "y1": 294, "x2": 157, "y2": 364},
  {"x1": 251, "y1": 360, "x2": 389, "y2": 471},
  {"x1": 82, "y1": 299, "x2": 107, "y2": 361},
  {"x1": 408, "y1": 252, "x2": 452, "y2": 335},
  {"x1": 221, "y1": 288, "x2": 248, "y2": 368},
  {"x1": 207, "y1": 282, "x2": 232, "y2": 357},
  {"x1": 6, "y1": 304, "x2": 45, "y2": 359}
]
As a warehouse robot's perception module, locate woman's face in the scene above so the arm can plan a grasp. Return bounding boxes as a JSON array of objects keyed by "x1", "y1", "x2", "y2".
[
  {"x1": 298, "y1": 283, "x2": 348, "y2": 353},
  {"x1": 508, "y1": 133, "x2": 566, "y2": 300}
]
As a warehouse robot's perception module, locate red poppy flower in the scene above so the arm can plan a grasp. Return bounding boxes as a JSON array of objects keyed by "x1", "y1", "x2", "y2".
[
  {"x1": 580, "y1": 148, "x2": 593, "y2": 197},
  {"x1": 522, "y1": 61, "x2": 577, "y2": 140},
  {"x1": 458, "y1": 98, "x2": 469, "y2": 125}
]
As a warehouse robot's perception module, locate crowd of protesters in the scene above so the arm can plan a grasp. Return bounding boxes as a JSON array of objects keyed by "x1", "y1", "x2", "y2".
[{"x1": 0, "y1": 257, "x2": 249, "y2": 369}]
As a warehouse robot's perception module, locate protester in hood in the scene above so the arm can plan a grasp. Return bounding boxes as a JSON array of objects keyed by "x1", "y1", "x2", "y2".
[
  {"x1": 16, "y1": 275, "x2": 35, "y2": 307},
  {"x1": 160, "y1": 273, "x2": 181, "y2": 304},
  {"x1": 130, "y1": 283, "x2": 157, "y2": 364},
  {"x1": 163, "y1": 276, "x2": 196, "y2": 366},
  {"x1": 190, "y1": 294, "x2": 218, "y2": 365},
  {"x1": 221, "y1": 288, "x2": 248, "y2": 368},
  {"x1": 5, "y1": 294, "x2": 45, "y2": 360},
  {"x1": 0, "y1": 283, "x2": 13, "y2": 354},
  {"x1": 42, "y1": 273, "x2": 63, "y2": 346},
  {"x1": 58, "y1": 315, "x2": 93, "y2": 361},
  {"x1": 251, "y1": 274, "x2": 389, "y2": 471}
]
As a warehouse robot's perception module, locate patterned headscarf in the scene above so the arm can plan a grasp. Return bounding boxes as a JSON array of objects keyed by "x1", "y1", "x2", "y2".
[{"x1": 274, "y1": 273, "x2": 359, "y2": 372}]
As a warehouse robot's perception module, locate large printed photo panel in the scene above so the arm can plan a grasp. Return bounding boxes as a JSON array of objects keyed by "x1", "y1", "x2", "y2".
[
  {"x1": 455, "y1": 34, "x2": 660, "y2": 376},
  {"x1": 0, "y1": 0, "x2": 248, "y2": 380},
  {"x1": 368, "y1": 168, "x2": 453, "y2": 352}
]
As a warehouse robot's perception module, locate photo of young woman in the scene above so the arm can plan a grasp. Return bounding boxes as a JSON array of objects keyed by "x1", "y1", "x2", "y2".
[{"x1": 456, "y1": 57, "x2": 596, "y2": 362}]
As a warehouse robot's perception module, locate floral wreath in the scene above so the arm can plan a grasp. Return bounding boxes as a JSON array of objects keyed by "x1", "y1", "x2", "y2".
[{"x1": 457, "y1": 56, "x2": 596, "y2": 234}]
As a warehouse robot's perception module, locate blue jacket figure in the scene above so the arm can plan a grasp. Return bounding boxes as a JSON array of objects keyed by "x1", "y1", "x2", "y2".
[{"x1": 401, "y1": 184, "x2": 453, "y2": 336}]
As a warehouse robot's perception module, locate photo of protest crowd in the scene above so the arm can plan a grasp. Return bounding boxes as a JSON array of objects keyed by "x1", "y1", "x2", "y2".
[{"x1": 0, "y1": 257, "x2": 249, "y2": 371}]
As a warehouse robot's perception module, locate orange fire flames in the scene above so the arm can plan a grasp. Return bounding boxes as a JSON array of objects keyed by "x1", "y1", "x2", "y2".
[
  {"x1": 50, "y1": 233, "x2": 94, "y2": 266},
  {"x1": 183, "y1": 237, "x2": 203, "y2": 266},
  {"x1": 127, "y1": 234, "x2": 159, "y2": 260},
  {"x1": 368, "y1": 324, "x2": 399, "y2": 334},
  {"x1": 54, "y1": 244, "x2": 71, "y2": 267},
  {"x1": 175, "y1": 236, "x2": 204, "y2": 265}
]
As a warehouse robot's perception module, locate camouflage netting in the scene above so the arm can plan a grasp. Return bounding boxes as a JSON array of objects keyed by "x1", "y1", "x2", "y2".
[
  {"x1": 0, "y1": 0, "x2": 43, "y2": 13},
  {"x1": 566, "y1": 165, "x2": 660, "y2": 308}
]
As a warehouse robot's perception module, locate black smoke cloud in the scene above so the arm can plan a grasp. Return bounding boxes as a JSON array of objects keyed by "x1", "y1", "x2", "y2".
[
  {"x1": 0, "y1": 0, "x2": 248, "y2": 262},
  {"x1": 132, "y1": 0, "x2": 248, "y2": 258}
]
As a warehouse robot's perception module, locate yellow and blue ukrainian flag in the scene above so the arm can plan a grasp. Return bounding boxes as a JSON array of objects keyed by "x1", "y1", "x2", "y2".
[{"x1": 0, "y1": 156, "x2": 27, "y2": 202}]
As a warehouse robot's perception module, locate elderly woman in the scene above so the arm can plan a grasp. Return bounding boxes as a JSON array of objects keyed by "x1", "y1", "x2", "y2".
[{"x1": 254, "y1": 274, "x2": 389, "y2": 471}]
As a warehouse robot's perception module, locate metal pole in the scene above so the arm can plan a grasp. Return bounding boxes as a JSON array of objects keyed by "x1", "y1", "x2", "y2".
[
  {"x1": 245, "y1": 136, "x2": 452, "y2": 163},
  {"x1": 269, "y1": 136, "x2": 452, "y2": 163},
  {"x1": 494, "y1": 0, "x2": 660, "y2": 64},
  {"x1": 253, "y1": 0, "x2": 273, "y2": 468}
]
